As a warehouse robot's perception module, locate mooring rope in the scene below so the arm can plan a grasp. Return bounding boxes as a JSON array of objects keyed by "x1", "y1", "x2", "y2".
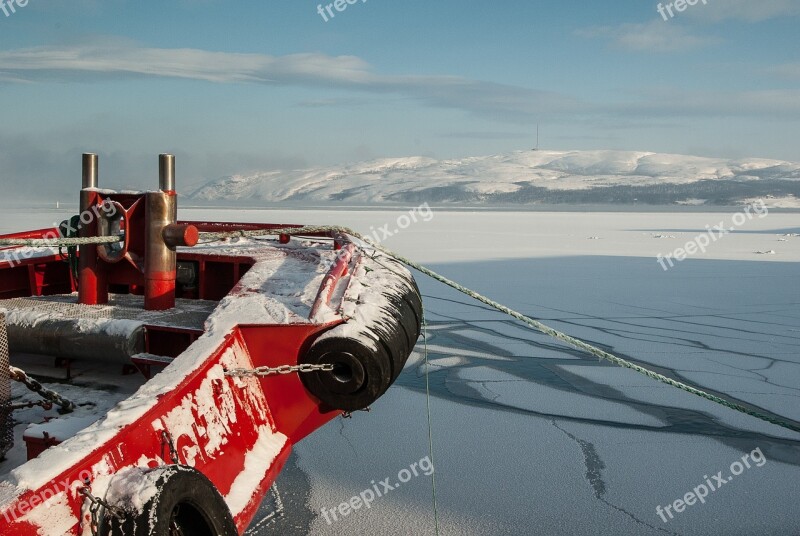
[
  {"x1": 0, "y1": 226, "x2": 341, "y2": 248},
  {"x1": 3, "y1": 225, "x2": 798, "y2": 434},
  {"x1": 0, "y1": 225, "x2": 343, "y2": 248},
  {"x1": 205, "y1": 225, "x2": 800, "y2": 436},
  {"x1": 189, "y1": 226, "x2": 800, "y2": 435},
  {"x1": 0, "y1": 236, "x2": 122, "y2": 247},
  {"x1": 381, "y1": 247, "x2": 800, "y2": 436},
  {"x1": 196, "y1": 226, "x2": 350, "y2": 243}
]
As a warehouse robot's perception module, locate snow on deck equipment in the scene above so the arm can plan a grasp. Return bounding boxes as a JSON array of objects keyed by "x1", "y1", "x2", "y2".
[{"x1": 0, "y1": 154, "x2": 422, "y2": 535}]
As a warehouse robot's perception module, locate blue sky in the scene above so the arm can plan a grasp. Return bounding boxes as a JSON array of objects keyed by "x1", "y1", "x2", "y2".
[{"x1": 0, "y1": 0, "x2": 798, "y2": 197}]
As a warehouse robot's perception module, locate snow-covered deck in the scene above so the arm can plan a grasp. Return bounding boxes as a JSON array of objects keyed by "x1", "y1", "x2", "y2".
[{"x1": 0, "y1": 236, "x2": 351, "y2": 532}]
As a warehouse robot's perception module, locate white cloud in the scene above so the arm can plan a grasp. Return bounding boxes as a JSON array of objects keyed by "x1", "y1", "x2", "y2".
[
  {"x1": 0, "y1": 45, "x2": 370, "y2": 84},
  {"x1": 0, "y1": 43, "x2": 581, "y2": 122},
  {"x1": 577, "y1": 21, "x2": 720, "y2": 52},
  {"x1": 0, "y1": 42, "x2": 797, "y2": 124},
  {"x1": 688, "y1": 0, "x2": 800, "y2": 22},
  {"x1": 578, "y1": 0, "x2": 799, "y2": 54},
  {"x1": 0, "y1": 43, "x2": 581, "y2": 120}
]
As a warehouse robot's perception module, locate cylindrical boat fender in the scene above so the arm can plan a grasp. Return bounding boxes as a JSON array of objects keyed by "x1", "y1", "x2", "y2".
[
  {"x1": 102, "y1": 465, "x2": 237, "y2": 536},
  {"x1": 360, "y1": 305, "x2": 410, "y2": 381},
  {"x1": 354, "y1": 287, "x2": 422, "y2": 382},
  {"x1": 392, "y1": 294, "x2": 424, "y2": 377},
  {"x1": 380, "y1": 286, "x2": 423, "y2": 351},
  {"x1": 373, "y1": 254, "x2": 422, "y2": 296},
  {"x1": 300, "y1": 329, "x2": 392, "y2": 411},
  {"x1": 302, "y1": 249, "x2": 424, "y2": 410}
]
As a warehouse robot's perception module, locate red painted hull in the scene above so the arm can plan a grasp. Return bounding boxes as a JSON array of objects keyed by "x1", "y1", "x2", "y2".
[{"x1": 0, "y1": 222, "x2": 368, "y2": 535}]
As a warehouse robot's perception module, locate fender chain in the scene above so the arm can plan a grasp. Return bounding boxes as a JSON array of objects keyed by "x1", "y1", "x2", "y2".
[
  {"x1": 160, "y1": 430, "x2": 180, "y2": 464},
  {"x1": 224, "y1": 363, "x2": 334, "y2": 378},
  {"x1": 80, "y1": 483, "x2": 126, "y2": 536}
]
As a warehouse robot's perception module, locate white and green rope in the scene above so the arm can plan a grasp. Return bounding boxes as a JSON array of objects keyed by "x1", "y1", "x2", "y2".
[{"x1": 3, "y1": 225, "x2": 798, "y2": 435}]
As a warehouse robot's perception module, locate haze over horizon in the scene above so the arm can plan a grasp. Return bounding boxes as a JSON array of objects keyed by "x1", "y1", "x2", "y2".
[{"x1": 0, "y1": 0, "x2": 798, "y2": 199}]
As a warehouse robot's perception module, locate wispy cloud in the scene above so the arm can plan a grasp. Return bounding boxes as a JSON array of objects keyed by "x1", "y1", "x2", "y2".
[
  {"x1": 0, "y1": 45, "x2": 366, "y2": 84},
  {"x1": 0, "y1": 43, "x2": 579, "y2": 122},
  {"x1": 608, "y1": 88, "x2": 800, "y2": 118},
  {"x1": 766, "y1": 63, "x2": 800, "y2": 80},
  {"x1": 0, "y1": 42, "x2": 797, "y2": 125},
  {"x1": 576, "y1": 0, "x2": 799, "y2": 53},
  {"x1": 576, "y1": 21, "x2": 720, "y2": 52},
  {"x1": 295, "y1": 97, "x2": 375, "y2": 108},
  {"x1": 688, "y1": 0, "x2": 800, "y2": 22},
  {"x1": 440, "y1": 131, "x2": 529, "y2": 140}
]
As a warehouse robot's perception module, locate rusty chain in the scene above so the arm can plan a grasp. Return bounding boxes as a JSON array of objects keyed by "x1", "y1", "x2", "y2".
[
  {"x1": 80, "y1": 483, "x2": 125, "y2": 536},
  {"x1": 8, "y1": 366, "x2": 76, "y2": 412},
  {"x1": 224, "y1": 363, "x2": 334, "y2": 378}
]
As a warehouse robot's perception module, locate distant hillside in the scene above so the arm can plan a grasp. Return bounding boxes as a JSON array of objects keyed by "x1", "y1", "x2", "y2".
[{"x1": 189, "y1": 150, "x2": 800, "y2": 206}]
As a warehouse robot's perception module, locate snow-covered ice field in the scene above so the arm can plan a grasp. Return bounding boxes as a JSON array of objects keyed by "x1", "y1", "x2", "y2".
[{"x1": 2, "y1": 207, "x2": 799, "y2": 535}]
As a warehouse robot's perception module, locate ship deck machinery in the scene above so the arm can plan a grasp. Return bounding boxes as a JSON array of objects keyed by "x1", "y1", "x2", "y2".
[{"x1": 0, "y1": 154, "x2": 422, "y2": 535}]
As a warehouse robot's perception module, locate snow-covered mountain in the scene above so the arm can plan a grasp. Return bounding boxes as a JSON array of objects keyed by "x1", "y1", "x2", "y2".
[{"x1": 189, "y1": 150, "x2": 800, "y2": 206}]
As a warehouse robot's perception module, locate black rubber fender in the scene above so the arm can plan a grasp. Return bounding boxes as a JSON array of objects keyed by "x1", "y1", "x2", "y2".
[
  {"x1": 375, "y1": 254, "x2": 422, "y2": 297},
  {"x1": 386, "y1": 289, "x2": 423, "y2": 351},
  {"x1": 378, "y1": 270, "x2": 423, "y2": 338},
  {"x1": 393, "y1": 295, "x2": 423, "y2": 377},
  {"x1": 366, "y1": 307, "x2": 410, "y2": 382},
  {"x1": 403, "y1": 285, "x2": 424, "y2": 330},
  {"x1": 301, "y1": 251, "x2": 424, "y2": 409},
  {"x1": 300, "y1": 333, "x2": 392, "y2": 411},
  {"x1": 355, "y1": 292, "x2": 420, "y2": 382},
  {"x1": 103, "y1": 465, "x2": 237, "y2": 536},
  {"x1": 379, "y1": 286, "x2": 424, "y2": 378}
]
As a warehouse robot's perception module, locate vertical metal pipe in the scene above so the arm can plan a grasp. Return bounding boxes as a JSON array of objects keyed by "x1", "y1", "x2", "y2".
[
  {"x1": 144, "y1": 191, "x2": 177, "y2": 310},
  {"x1": 82, "y1": 153, "x2": 98, "y2": 189},
  {"x1": 159, "y1": 154, "x2": 176, "y2": 192},
  {"x1": 145, "y1": 154, "x2": 179, "y2": 310},
  {"x1": 78, "y1": 153, "x2": 108, "y2": 304}
]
